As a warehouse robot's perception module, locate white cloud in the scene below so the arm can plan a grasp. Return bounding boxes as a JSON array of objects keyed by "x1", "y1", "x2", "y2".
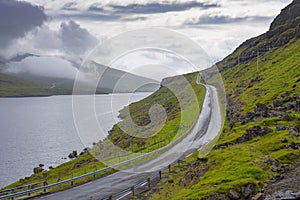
[
  {"x1": 1, "y1": 20, "x2": 98, "y2": 64},
  {"x1": 1, "y1": 0, "x2": 294, "y2": 79},
  {"x1": 5, "y1": 56, "x2": 78, "y2": 79},
  {"x1": 110, "y1": 49, "x2": 196, "y2": 81}
]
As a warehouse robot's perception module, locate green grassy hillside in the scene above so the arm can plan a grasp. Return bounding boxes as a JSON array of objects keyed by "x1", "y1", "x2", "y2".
[
  {"x1": 4, "y1": 72, "x2": 206, "y2": 195},
  {"x1": 139, "y1": 1, "x2": 300, "y2": 200},
  {"x1": 0, "y1": 73, "x2": 69, "y2": 97},
  {"x1": 101, "y1": 73, "x2": 205, "y2": 157},
  {"x1": 3, "y1": 2, "x2": 299, "y2": 199}
]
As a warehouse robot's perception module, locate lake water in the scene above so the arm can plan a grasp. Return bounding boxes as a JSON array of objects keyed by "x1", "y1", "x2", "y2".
[{"x1": 0, "y1": 93, "x2": 150, "y2": 188}]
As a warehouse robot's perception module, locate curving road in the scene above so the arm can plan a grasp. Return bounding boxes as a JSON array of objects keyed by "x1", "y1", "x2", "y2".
[{"x1": 35, "y1": 75, "x2": 222, "y2": 200}]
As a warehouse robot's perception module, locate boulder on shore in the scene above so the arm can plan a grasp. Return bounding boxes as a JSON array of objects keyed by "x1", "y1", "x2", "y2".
[
  {"x1": 68, "y1": 150, "x2": 78, "y2": 159},
  {"x1": 33, "y1": 167, "x2": 44, "y2": 174}
]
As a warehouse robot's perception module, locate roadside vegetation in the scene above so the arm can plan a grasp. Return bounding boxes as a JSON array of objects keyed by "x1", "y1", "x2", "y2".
[
  {"x1": 139, "y1": 3, "x2": 300, "y2": 198},
  {"x1": 3, "y1": 72, "x2": 206, "y2": 195},
  {"x1": 3, "y1": 2, "x2": 299, "y2": 199},
  {"x1": 92, "y1": 73, "x2": 206, "y2": 166}
]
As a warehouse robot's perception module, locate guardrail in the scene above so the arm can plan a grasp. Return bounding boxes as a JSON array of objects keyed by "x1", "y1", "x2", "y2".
[
  {"x1": 102, "y1": 159, "x2": 183, "y2": 200},
  {"x1": 0, "y1": 127, "x2": 196, "y2": 200},
  {"x1": 0, "y1": 152, "x2": 191, "y2": 200},
  {"x1": 0, "y1": 183, "x2": 41, "y2": 197},
  {"x1": 0, "y1": 75, "x2": 207, "y2": 200},
  {"x1": 0, "y1": 102, "x2": 206, "y2": 200}
]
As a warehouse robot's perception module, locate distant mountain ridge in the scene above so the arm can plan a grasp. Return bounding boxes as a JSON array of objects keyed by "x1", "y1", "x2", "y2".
[
  {"x1": 0, "y1": 56, "x2": 160, "y2": 96},
  {"x1": 87, "y1": 61, "x2": 160, "y2": 93},
  {"x1": 0, "y1": 72, "x2": 69, "y2": 97}
]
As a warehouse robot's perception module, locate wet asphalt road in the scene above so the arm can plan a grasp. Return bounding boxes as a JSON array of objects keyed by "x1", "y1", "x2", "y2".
[{"x1": 35, "y1": 78, "x2": 222, "y2": 200}]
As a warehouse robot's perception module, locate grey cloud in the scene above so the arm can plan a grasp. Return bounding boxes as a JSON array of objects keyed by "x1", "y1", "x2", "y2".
[
  {"x1": 121, "y1": 16, "x2": 148, "y2": 22},
  {"x1": 186, "y1": 15, "x2": 274, "y2": 25},
  {"x1": 0, "y1": 0, "x2": 46, "y2": 47},
  {"x1": 109, "y1": 2, "x2": 219, "y2": 14},
  {"x1": 62, "y1": 2, "x2": 77, "y2": 11},
  {"x1": 66, "y1": 1, "x2": 219, "y2": 22},
  {"x1": 59, "y1": 20, "x2": 98, "y2": 55},
  {"x1": 60, "y1": 1, "x2": 218, "y2": 22},
  {"x1": 88, "y1": 1, "x2": 218, "y2": 15},
  {"x1": 61, "y1": 13, "x2": 121, "y2": 21},
  {"x1": 1, "y1": 20, "x2": 98, "y2": 61},
  {"x1": 88, "y1": 4, "x2": 104, "y2": 12}
]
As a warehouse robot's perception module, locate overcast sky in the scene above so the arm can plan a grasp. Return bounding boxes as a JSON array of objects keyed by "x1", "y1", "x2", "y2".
[{"x1": 0, "y1": 0, "x2": 293, "y2": 80}]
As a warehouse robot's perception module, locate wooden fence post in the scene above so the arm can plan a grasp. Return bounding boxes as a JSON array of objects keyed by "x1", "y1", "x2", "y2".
[
  {"x1": 94, "y1": 166, "x2": 96, "y2": 180},
  {"x1": 28, "y1": 185, "x2": 31, "y2": 196},
  {"x1": 147, "y1": 177, "x2": 151, "y2": 188},
  {"x1": 11, "y1": 189, "x2": 14, "y2": 200},
  {"x1": 43, "y1": 181, "x2": 48, "y2": 193},
  {"x1": 159, "y1": 171, "x2": 162, "y2": 179},
  {"x1": 71, "y1": 173, "x2": 74, "y2": 186},
  {"x1": 132, "y1": 186, "x2": 135, "y2": 196}
]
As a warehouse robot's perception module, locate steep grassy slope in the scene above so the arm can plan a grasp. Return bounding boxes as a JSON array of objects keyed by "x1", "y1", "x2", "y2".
[
  {"x1": 3, "y1": 2, "x2": 299, "y2": 199},
  {"x1": 140, "y1": 1, "x2": 300, "y2": 200},
  {"x1": 104, "y1": 73, "x2": 205, "y2": 153}
]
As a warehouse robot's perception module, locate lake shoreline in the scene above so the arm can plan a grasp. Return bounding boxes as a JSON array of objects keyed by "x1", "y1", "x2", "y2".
[
  {"x1": 0, "y1": 93, "x2": 152, "y2": 188},
  {"x1": 0, "y1": 91, "x2": 156, "y2": 98}
]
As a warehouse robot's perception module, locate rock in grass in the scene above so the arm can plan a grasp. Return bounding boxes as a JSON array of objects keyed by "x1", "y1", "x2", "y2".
[
  {"x1": 281, "y1": 91, "x2": 290, "y2": 98},
  {"x1": 276, "y1": 126, "x2": 287, "y2": 131},
  {"x1": 286, "y1": 142, "x2": 298, "y2": 150},
  {"x1": 265, "y1": 157, "x2": 278, "y2": 165},
  {"x1": 33, "y1": 167, "x2": 44, "y2": 174},
  {"x1": 68, "y1": 150, "x2": 78, "y2": 159},
  {"x1": 292, "y1": 93, "x2": 300, "y2": 100},
  {"x1": 289, "y1": 129, "x2": 299, "y2": 137},
  {"x1": 168, "y1": 179, "x2": 174, "y2": 183},
  {"x1": 282, "y1": 138, "x2": 288, "y2": 143},
  {"x1": 205, "y1": 193, "x2": 227, "y2": 200},
  {"x1": 241, "y1": 184, "x2": 255, "y2": 198},
  {"x1": 72, "y1": 160, "x2": 87, "y2": 169},
  {"x1": 228, "y1": 189, "x2": 240, "y2": 200},
  {"x1": 273, "y1": 100, "x2": 284, "y2": 107},
  {"x1": 270, "y1": 165, "x2": 278, "y2": 172},
  {"x1": 282, "y1": 114, "x2": 293, "y2": 121},
  {"x1": 252, "y1": 192, "x2": 263, "y2": 200}
]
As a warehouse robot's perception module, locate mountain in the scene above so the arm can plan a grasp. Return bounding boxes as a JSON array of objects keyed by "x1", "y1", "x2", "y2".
[
  {"x1": 0, "y1": 72, "x2": 69, "y2": 97},
  {"x1": 0, "y1": 59, "x2": 160, "y2": 96},
  {"x1": 9, "y1": 53, "x2": 40, "y2": 62},
  {"x1": 217, "y1": 0, "x2": 300, "y2": 72},
  {"x1": 3, "y1": 1, "x2": 299, "y2": 198},
  {"x1": 86, "y1": 61, "x2": 160, "y2": 93},
  {"x1": 134, "y1": 1, "x2": 300, "y2": 199}
]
